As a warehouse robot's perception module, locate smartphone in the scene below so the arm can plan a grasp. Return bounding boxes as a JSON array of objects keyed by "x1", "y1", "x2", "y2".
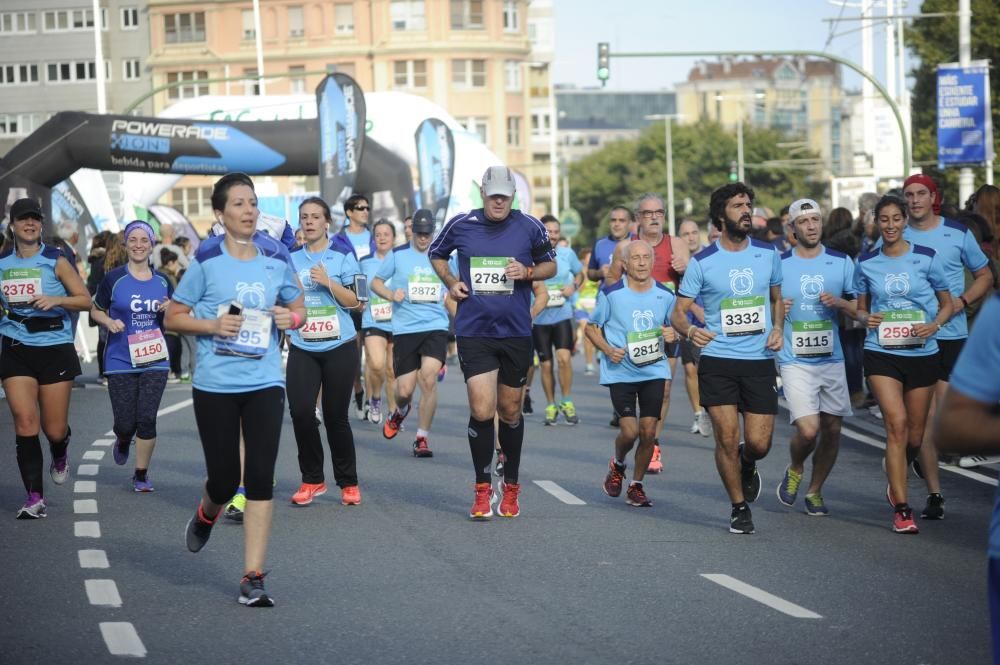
[
  {"x1": 228, "y1": 301, "x2": 243, "y2": 316},
  {"x1": 353, "y1": 274, "x2": 369, "y2": 302}
]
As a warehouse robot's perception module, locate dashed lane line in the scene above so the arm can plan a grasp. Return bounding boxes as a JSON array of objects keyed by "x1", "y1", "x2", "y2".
[
  {"x1": 75, "y1": 521, "x2": 101, "y2": 538},
  {"x1": 701, "y1": 574, "x2": 823, "y2": 619},
  {"x1": 92, "y1": 439, "x2": 114, "y2": 447},
  {"x1": 533, "y1": 480, "x2": 587, "y2": 505},
  {"x1": 85, "y1": 579, "x2": 123, "y2": 607},
  {"x1": 74, "y1": 499, "x2": 98, "y2": 514},
  {"x1": 83, "y1": 450, "x2": 105, "y2": 461},
  {"x1": 74, "y1": 480, "x2": 96, "y2": 493},
  {"x1": 99, "y1": 623, "x2": 147, "y2": 658},
  {"x1": 77, "y1": 464, "x2": 100, "y2": 476},
  {"x1": 78, "y1": 550, "x2": 109, "y2": 569}
]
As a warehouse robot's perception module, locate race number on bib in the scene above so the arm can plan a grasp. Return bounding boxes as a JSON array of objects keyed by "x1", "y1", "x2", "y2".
[
  {"x1": 721, "y1": 296, "x2": 766, "y2": 336},
  {"x1": 470, "y1": 257, "x2": 513, "y2": 296},
  {"x1": 626, "y1": 329, "x2": 664, "y2": 367},
  {"x1": 2, "y1": 268, "x2": 42, "y2": 305},
  {"x1": 546, "y1": 283, "x2": 566, "y2": 308},
  {"x1": 213, "y1": 306, "x2": 272, "y2": 358},
  {"x1": 127, "y1": 328, "x2": 168, "y2": 367},
  {"x1": 408, "y1": 274, "x2": 442, "y2": 303},
  {"x1": 370, "y1": 296, "x2": 393, "y2": 322},
  {"x1": 877, "y1": 310, "x2": 926, "y2": 349},
  {"x1": 301, "y1": 306, "x2": 340, "y2": 342},
  {"x1": 791, "y1": 319, "x2": 833, "y2": 357}
]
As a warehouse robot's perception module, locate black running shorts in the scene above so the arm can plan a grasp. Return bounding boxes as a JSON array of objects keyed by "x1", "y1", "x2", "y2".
[
  {"x1": 457, "y1": 336, "x2": 533, "y2": 388},
  {"x1": 863, "y1": 349, "x2": 939, "y2": 391},
  {"x1": 609, "y1": 379, "x2": 665, "y2": 420},
  {"x1": 0, "y1": 336, "x2": 81, "y2": 385},
  {"x1": 392, "y1": 330, "x2": 448, "y2": 376},
  {"x1": 531, "y1": 319, "x2": 574, "y2": 362},
  {"x1": 698, "y1": 355, "x2": 778, "y2": 414}
]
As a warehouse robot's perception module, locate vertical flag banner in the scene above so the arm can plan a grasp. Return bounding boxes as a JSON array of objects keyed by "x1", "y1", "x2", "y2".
[
  {"x1": 317, "y1": 73, "x2": 367, "y2": 230},
  {"x1": 414, "y1": 118, "x2": 455, "y2": 226},
  {"x1": 937, "y1": 61, "x2": 994, "y2": 167}
]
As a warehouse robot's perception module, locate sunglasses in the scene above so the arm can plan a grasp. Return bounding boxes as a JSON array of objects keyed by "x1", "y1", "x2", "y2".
[{"x1": 352, "y1": 206, "x2": 370, "y2": 212}]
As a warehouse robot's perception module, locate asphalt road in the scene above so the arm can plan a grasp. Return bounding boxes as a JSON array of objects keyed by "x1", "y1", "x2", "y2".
[{"x1": 1, "y1": 355, "x2": 994, "y2": 665}]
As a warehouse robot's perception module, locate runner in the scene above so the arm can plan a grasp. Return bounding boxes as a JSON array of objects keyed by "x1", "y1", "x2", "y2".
[
  {"x1": 1, "y1": 198, "x2": 91, "y2": 518},
  {"x1": 574, "y1": 250, "x2": 600, "y2": 376},
  {"x1": 374, "y1": 209, "x2": 449, "y2": 457},
  {"x1": 774, "y1": 199, "x2": 858, "y2": 516},
  {"x1": 533, "y1": 215, "x2": 583, "y2": 425},
  {"x1": 429, "y1": 165, "x2": 555, "y2": 519},
  {"x1": 90, "y1": 221, "x2": 173, "y2": 492},
  {"x1": 587, "y1": 206, "x2": 633, "y2": 283},
  {"x1": 286, "y1": 196, "x2": 363, "y2": 507},
  {"x1": 670, "y1": 183, "x2": 784, "y2": 535},
  {"x1": 587, "y1": 240, "x2": 677, "y2": 507},
  {"x1": 855, "y1": 193, "x2": 953, "y2": 534},
  {"x1": 677, "y1": 219, "x2": 711, "y2": 437},
  {"x1": 167, "y1": 172, "x2": 305, "y2": 606},
  {"x1": 360, "y1": 219, "x2": 398, "y2": 425}
]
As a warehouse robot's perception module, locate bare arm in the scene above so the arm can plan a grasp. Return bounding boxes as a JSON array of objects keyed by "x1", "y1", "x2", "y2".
[
  {"x1": 371, "y1": 276, "x2": 394, "y2": 302},
  {"x1": 585, "y1": 321, "x2": 625, "y2": 363},
  {"x1": 165, "y1": 300, "x2": 238, "y2": 337},
  {"x1": 934, "y1": 388, "x2": 1000, "y2": 455},
  {"x1": 766, "y1": 284, "x2": 784, "y2": 351},
  {"x1": 670, "y1": 236, "x2": 690, "y2": 274},
  {"x1": 31, "y1": 256, "x2": 92, "y2": 312},
  {"x1": 956, "y1": 266, "x2": 995, "y2": 314},
  {"x1": 89, "y1": 305, "x2": 124, "y2": 334},
  {"x1": 530, "y1": 281, "x2": 548, "y2": 320}
]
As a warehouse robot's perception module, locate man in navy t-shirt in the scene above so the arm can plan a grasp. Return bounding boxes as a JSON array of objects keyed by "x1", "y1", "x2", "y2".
[{"x1": 429, "y1": 165, "x2": 555, "y2": 520}]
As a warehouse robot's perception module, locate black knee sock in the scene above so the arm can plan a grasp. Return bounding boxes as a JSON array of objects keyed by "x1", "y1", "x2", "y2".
[
  {"x1": 468, "y1": 417, "x2": 495, "y2": 484},
  {"x1": 498, "y1": 418, "x2": 524, "y2": 484},
  {"x1": 16, "y1": 435, "x2": 44, "y2": 495},
  {"x1": 48, "y1": 426, "x2": 71, "y2": 459}
]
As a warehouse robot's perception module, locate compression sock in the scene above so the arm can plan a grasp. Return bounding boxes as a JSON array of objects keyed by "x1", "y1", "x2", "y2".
[
  {"x1": 468, "y1": 417, "x2": 495, "y2": 484},
  {"x1": 16, "y1": 435, "x2": 44, "y2": 495},
  {"x1": 497, "y1": 418, "x2": 525, "y2": 484}
]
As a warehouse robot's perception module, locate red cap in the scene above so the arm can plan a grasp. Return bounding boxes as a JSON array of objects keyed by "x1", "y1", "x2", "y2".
[{"x1": 903, "y1": 174, "x2": 942, "y2": 216}]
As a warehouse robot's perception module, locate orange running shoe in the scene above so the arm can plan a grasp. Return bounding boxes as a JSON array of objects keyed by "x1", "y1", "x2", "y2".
[
  {"x1": 382, "y1": 405, "x2": 409, "y2": 440},
  {"x1": 499, "y1": 482, "x2": 521, "y2": 518},
  {"x1": 291, "y1": 482, "x2": 327, "y2": 506},
  {"x1": 340, "y1": 485, "x2": 361, "y2": 506},
  {"x1": 647, "y1": 443, "x2": 664, "y2": 474},
  {"x1": 469, "y1": 482, "x2": 494, "y2": 519}
]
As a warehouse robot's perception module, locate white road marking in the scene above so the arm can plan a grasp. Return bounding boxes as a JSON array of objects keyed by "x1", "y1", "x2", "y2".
[
  {"x1": 92, "y1": 439, "x2": 115, "y2": 447},
  {"x1": 78, "y1": 549, "x2": 109, "y2": 568},
  {"x1": 75, "y1": 521, "x2": 101, "y2": 538},
  {"x1": 701, "y1": 574, "x2": 822, "y2": 619},
  {"x1": 533, "y1": 480, "x2": 587, "y2": 505},
  {"x1": 74, "y1": 499, "x2": 98, "y2": 514},
  {"x1": 99, "y1": 622, "x2": 147, "y2": 657},
  {"x1": 157, "y1": 397, "x2": 193, "y2": 417},
  {"x1": 74, "y1": 480, "x2": 97, "y2": 493},
  {"x1": 82, "y1": 450, "x2": 105, "y2": 461},
  {"x1": 85, "y1": 579, "x2": 122, "y2": 607},
  {"x1": 77, "y1": 464, "x2": 100, "y2": 476}
]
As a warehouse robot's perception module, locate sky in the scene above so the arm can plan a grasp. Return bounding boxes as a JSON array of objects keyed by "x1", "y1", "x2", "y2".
[{"x1": 551, "y1": 0, "x2": 913, "y2": 92}]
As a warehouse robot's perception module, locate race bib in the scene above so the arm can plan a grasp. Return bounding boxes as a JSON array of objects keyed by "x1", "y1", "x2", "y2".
[
  {"x1": 626, "y1": 329, "x2": 664, "y2": 367},
  {"x1": 546, "y1": 283, "x2": 566, "y2": 308},
  {"x1": 470, "y1": 257, "x2": 513, "y2": 296},
  {"x1": 353, "y1": 244, "x2": 371, "y2": 260},
  {"x1": 2, "y1": 268, "x2": 42, "y2": 305},
  {"x1": 721, "y1": 296, "x2": 766, "y2": 336},
  {"x1": 213, "y1": 306, "x2": 272, "y2": 358},
  {"x1": 127, "y1": 328, "x2": 168, "y2": 367},
  {"x1": 577, "y1": 296, "x2": 597, "y2": 312},
  {"x1": 408, "y1": 274, "x2": 442, "y2": 303},
  {"x1": 300, "y1": 305, "x2": 340, "y2": 342},
  {"x1": 878, "y1": 310, "x2": 926, "y2": 348},
  {"x1": 370, "y1": 296, "x2": 393, "y2": 322},
  {"x1": 791, "y1": 319, "x2": 833, "y2": 357}
]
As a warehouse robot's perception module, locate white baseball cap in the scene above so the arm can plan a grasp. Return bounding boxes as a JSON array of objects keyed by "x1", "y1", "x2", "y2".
[
  {"x1": 481, "y1": 166, "x2": 516, "y2": 198},
  {"x1": 788, "y1": 198, "x2": 822, "y2": 222}
]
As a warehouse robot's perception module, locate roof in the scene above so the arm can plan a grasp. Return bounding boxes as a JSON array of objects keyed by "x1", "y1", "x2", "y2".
[{"x1": 686, "y1": 58, "x2": 839, "y2": 83}]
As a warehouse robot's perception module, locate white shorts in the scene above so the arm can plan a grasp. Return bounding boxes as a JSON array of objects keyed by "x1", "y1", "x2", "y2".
[{"x1": 779, "y1": 362, "x2": 853, "y2": 424}]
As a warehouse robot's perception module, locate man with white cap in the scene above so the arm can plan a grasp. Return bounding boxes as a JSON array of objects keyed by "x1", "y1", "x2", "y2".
[
  {"x1": 775, "y1": 198, "x2": 859, "y2": 516},
  {"x1": 429, "y1": 165, "x2": 556, "y2": 520}
]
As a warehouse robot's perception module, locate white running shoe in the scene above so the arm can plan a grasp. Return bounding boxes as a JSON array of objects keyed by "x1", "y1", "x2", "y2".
[
  {"x1": 697, "y1": 410, "x2": 712, "y2": 437},
  {"x1": 959, "y1": 454, "x2": 1000, "y2": 469}
]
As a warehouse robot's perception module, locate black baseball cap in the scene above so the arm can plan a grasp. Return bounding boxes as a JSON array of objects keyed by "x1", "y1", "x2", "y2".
[
  {"x1": 412, "y1": 209, "x2": 435, "y2": 234},
  {"x1": 9, "y1": 198, "x2": 43, "y2": 220}
]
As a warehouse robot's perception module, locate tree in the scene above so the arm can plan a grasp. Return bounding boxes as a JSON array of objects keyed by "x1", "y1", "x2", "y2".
[{"x1": 907, "y1": 0, "x2": 1000, "y2": 204}]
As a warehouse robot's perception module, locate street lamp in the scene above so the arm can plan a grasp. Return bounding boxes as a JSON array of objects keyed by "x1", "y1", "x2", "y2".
[
  {"x1": 645, "y1": 113, "x2": 683, "y2": 236},
  {"x1": 715, "y1": 92, "x2": 765, "y2": 184}
]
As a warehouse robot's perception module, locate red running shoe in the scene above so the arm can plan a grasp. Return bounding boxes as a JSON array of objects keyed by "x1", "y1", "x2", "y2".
[
  {"x1": 626, "y1": 482, "x2": 652, "y2": 507},
  {"x1": 892, "y1": 506, "x2": 919, "y2": 534},
  {"x1": 412, "y1": 436, "x2": 433, "y2": 458},
  {"x1": 470, "y1": 482, "x2": 494, "y2": 520},
  {"x1": 383, "y1": 406, "x2": 409, "y2": 440},
  {"x1": 603, "y1": 459, "x2": 625, "y2": 497},
  {"x1": 499, "y1": 482, "x2": 521, "y2": 518},
  {"x1": 647, "y1": 443, "x2": 664, "y2": 474}
]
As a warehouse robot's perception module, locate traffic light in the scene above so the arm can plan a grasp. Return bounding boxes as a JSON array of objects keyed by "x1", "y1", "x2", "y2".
[
  {"x1": 597, "y1": 42, "x2": 610, "y2": 84},
  {"x1": 728, "y1": 160, "x2": 738, "y2": 183}
]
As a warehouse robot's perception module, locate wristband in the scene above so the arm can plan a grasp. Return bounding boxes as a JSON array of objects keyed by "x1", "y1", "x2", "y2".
[{"x1": 290, "y1": 311, "x2": 303, "y2": 329}]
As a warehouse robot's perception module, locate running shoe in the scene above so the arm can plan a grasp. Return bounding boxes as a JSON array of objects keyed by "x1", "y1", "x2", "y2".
[
  {"x1": 689, "y1": 417, "x2": 700, "y2": 434},
  {"x1": 777, "y1": 465, "x2": 802, "y2": 506},
  {"x1": 382, "y1": 405, "x2": 409, "y2": 440},
  {"x1": 603, "y1": 459, "x2": 626, "y2": 497},
  {"x1": 498, "y1": 482, "x2": 521, "y2": 517},
  {"x1": 560, "y1": 400, "x2": 579, "y2": 425},
  {"x1": 16, "y1": 492, "x2": 46, "y2": 519},
  {"x1": 112, "y1": 437, "x2": 130, "y2": 466},
  {"x1": 609, "y1": 412, "x2": 619, "y2": 427},
  {"x1": 697, "y1": 411, "x2": 712, "y2": 437},
  {"x1": 437, "y1": 365, "x2": 447, "y2": 383},
  {"x1": 132, "y1": 473, "x2": 154, "y2": 493},
  {"x1": 166, "y1": 373, "x2": 180, "y2": 384},
  {"x1": 626, "y1": 482, "x2": 652, "y2": 507},
  {"x1": 185, "y1": 505, "x2": 218, "y2": 552},
  {"x1": 179, "y1": 372, "x2": 192, "y2": 383},
  {"x1": 522, "y1": 391, "x2": 533, "y2": 415},
  {"x1": 341, "y1": 485, "x2": 362, "y2": 506},
  {"x1": 738, "y1": 443, "x2": 761, "y2": 502},
  {"x1": 412, "y1": 436, "x2": 433, "y2": 458},
  {"x1": 291, "y1": 482, "x2": 327, "y2": 506},
  {"x1": 368, "y1": 398, "x2": 382, "y2": 425},
  {"x1": 354, "y1": 390, "x2": 367, "y2": 421},
  {"x1": 959, "y1": 454, "x2": 1000, "y2": 468},
  {"x1": 49, "y1": 453, "x2": 69, "y2": 485},
  {"x1": 868, "y1": 404, "x2": 883, "y2": 420},
  {"x1": 584, "y1": 363, "x2": 595, "y2": 376},
  {"x1": 910, "y1": 459, "x2": 925, "y2": 479},
  {"x1": 729, "y1": 504, "x2": 755, "y2": 534},
  {"x1": 470, "y1": 482, "x2": 494, "y2": 520},
  {"x1": 803, "y1": 493, "x2": 829, "y2": 516},
  {"x1": 892, "y1": 505, "x2": 919, "y2": 534},
  {"x1": 224, "y1": 491, "x2": 246, "y2": 522},
  {"x1": 921, "y1": 493, "x2": 945, "y2": 520},
  {"x1": 647, "y1": 443, "x2": 664, "y2": 474},
  {"x1": 238, "y1": 570, "x2": 274, "y2": 608},
  {"x1": 494, "y1": 450, "x2": 506, "y2": 477},
  {"x1": 314, "y1": 406, "x2": 323, "y2": 425},
  {"x1": 543, "y1": 403, "x2": 558, "y2": 426}
]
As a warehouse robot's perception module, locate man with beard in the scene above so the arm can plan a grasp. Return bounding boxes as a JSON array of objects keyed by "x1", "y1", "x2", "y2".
[
  {"x1": 670, "y1": 183, "x2": 784, "y2": 534},
  {"x1": 775, "y1": 199, "x2": 858, "y2": 516}
]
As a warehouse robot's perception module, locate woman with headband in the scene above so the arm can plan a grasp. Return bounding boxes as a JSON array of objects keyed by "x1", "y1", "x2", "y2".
[{"x1": 90, "y1": 221, "x2": 173, "y2": 492}]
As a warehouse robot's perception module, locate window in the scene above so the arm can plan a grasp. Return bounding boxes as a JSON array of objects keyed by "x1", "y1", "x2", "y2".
[
  {"x1": 288, "y1": 6, "x2": 304, "y2": 38},
  {"x1": 392, "y1": 60, "x2": 427, "y2": 89},
  {"x1": 243, "y1": 69, "x2": 259, "y2": 96},
  {"x1": 46, "y1": 61, "x2": 96, "y2": 83},
  {"x1": 0, "y1": 12, "x2": 37, "y2": 34},
  {"x1": 0, "y1": 113, "x2": 41, "y2": 137},
  {"x1": 104, "y1": 60, "x2": 112, "y2": 81},
  {"x1": 504, "y1": 60, "x2": 521, "y2": 92},
  {"x1": 450, "y1": 0, "x2": 483, "y2": 29},
  {"x1": 334, "y1": 4, "x2": 353, "y2": 35},
  {"x1": 43, "y1": 9, "x2": 95, "y2": 32},
  {"x1": 0, "y1": 64, "x2": 39, "y2": 86},
  {"x1": 121, "y1": 6, "x2": 138, "y2": 30},
  {"x1": 462, "y1": 117, "x2": 489, "y2": 144},
  {"x1": 171, "y1": 187, "x2": 213, "y2": 219},
  {"x1": 390, "y1": 1, "x2": 425, "y2": 31},
  {"x1": 164, "y1": 12, "x2": 205, "y2": 43},
  {"x1": 452, "y1": 59, "x2": 486, "y2": 88},
  {"x1": 241, "y1": 10, "x2": 255, "y2": 40},
  {"x1": 166, "y1": 71, "x2": 209, "y2": 100},
  {"x1": 506, "y1": 116, "x2": 521, "y2": 146},
  {"x1": 123, "y1": 59, "x2": 141, "y2": 81},
  {"x1": 289, "y1": 65, "x2": 306, "y2": 94},
  {"x1": 503, "y1": 1, "x2": 519, "y2": 32},
  {"x1": 531, "y1": 110, "x2": 551, "y2": 140}
]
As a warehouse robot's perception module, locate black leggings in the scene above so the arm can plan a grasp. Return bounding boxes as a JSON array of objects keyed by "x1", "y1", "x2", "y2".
[
  {"x1": 286, "y1": 342, "x2": 359, "y2": 487},
  {"x1": 106, "y1": 371, "x2": 168, "y2": 440},
  {"x1": 165, "y1": 334, "x2": 182, "y2": 375},
  {"x1": 192, "y1": 386, "x2": 285, "y2": 503}
]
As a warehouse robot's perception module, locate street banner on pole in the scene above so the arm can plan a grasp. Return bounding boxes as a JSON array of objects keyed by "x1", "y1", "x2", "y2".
[{"x1": 937, "y1": 61, "x2": 994, "y2": 167}]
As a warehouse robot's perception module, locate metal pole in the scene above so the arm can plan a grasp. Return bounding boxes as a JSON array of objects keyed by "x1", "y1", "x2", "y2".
[
  {"x1": 253, "y1": 0, "x2": 266, "y2": 95},
  {"x1": 736, "y1": 115, "x2": 744, "y2": 183},
  {"x1": 958, "y1": 0, "x2": 974, "y2": 204},
  {"x1": 92, "y1": 0, "x2": 106, "y2": 113},
  {"x1": 665, "y1": 117, "x2": 675, "y2": 236}
]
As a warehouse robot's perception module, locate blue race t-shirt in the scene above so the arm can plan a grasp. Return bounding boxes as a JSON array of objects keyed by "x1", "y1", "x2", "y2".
[
  {"x1": 0, "y1": 243, "x2": 73, "y2": 346},
  {"x1": 94, "y1": 265, "x2": 172, "y2": 374},
  {"x1": 590, "y1": 279, "x2": 676, "y2": 385},
  {"x1": 340, "y1": 228, "x2": 375, "y2": 261},
  {"x1": 778, "y1": 245, "x2": 856, "y2": 366},
  {"x1": 677, "y1": 238, "x2": 783, "y2": 360},
  {"x1": 287, "y1": 244, "x2": 359, "y2": 352},
  {"x1": 172, "y1": 241, "x2": 302, "y2": 393},
  {"x1": 535, "y1": 245, "x2": 582, "y2": 326},
  {"x1": 588, "y1": 234, "x2": 625, "y2": 277},
  {"x1": 360, "y1": 252, "x2": 394, "y2": 333},
  {"x1": 855, "y1": 243, "x2": 949, "y2": 357},
  {"x1": 375, "y1": 246, "x2": 449, "y2": 335},
  {"x1": 429, "y1": 208, "x2": 554, "y2": 338}
]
